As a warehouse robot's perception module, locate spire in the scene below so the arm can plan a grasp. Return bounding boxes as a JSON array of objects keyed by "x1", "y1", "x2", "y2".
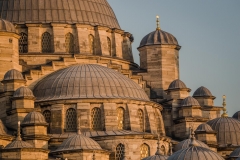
[
  {"x1": 156, "y1": 15, "x2": 161, "y2": 30},
  {"x1": 16, "y1": 121, "x2": 22, "y2": 141},
  {"x1": 221, "y1": 95, "x2": 228, "y2": 117},
  {"x1": 155, "y1": 134, "x2": 161, "y2": 155},
  {"x1": 77, "y1": 128, "x2": 82, "y2": 135},
  {"x1": 189, "y1": 128, "x2": 198, "y2": 147}
]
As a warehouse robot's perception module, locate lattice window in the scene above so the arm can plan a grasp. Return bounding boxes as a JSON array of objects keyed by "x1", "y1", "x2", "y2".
[
  {"x1": 140, "y1": 144, "x2": 150, "y2": 159},
  {"x1": 19, "y1": 32, "x2": 28, "y2": 53},
  {"x1": 89, "y1": 34, "x2": 94, "y2": 54},
  {"x1": 116, "y1": 143, "x2": 125, "y2": 160},
  {"x1": 91, "y1": 107, "x2": 101, "y2": 130},
  {"x1": 65, "y1": 32, "x2": 74, "y2": 53},
  {"x1": 117, "y1": 107, "x2": 124, "y2": 130},
  {"x1": 107, "y1": 37, "x2": 111, "y2": 55},
  {"x1": 42, "y1": 32, "x2": 52, "y2": 53},
  {"x1": 66, "y1": 108, "x2": 77, "y2": 132},
  {"x1": 43, "y1": 110, "x2": 51, "y2": 123},
  {"x1": 138, "y1": 109, "x2": 144, "y2": 132}
]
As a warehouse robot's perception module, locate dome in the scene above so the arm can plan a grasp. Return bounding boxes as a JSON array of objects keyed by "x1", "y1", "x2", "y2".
[
  {"x1": 168, "y1": 79, "x2": 188, "y2": 90},
  {"x1": 0, "y1": 119, "x2": 8, "y2": 135},
  {"x1": 193, "y1": 86, "x2": 214, "y2": 97},
  {"x1": 0, "y1": 18, "x2": 15, "y2": 33},
  {"x1": 207, "y1": 117, "x2": 240, "y2": 147},
  {"x1": 13, "y1": 86, "x2": 34, "y2": 98},
  {"x1": 195, "y1": 123, "x2": 215, "y2": 133},
  {"x1": 3, "y1": 69, "x2": 24, "y2": 81},
  {"x1": 139, "y1": 29, "x2": 179, "y2": 48},
  {"x1": 174, "y1": 138, "x2": 209, "y2": 151},
  {"x1": 5, "y1": 140, "x2": 33, "y2": 149},
  {"x1": 169, "y1": 146, "x2": 224, "y2": 160},
  {"x1": 181, "y1": 96, "x2": 200, "y2": 107},
  {"x1": 142, "y1": 155, "x2": 168, "y2": 160},
  {"x1": 33, "y1": 64, "x2": 150, "y2": 102},
  {"x1": 233, "y1": 111, "x2": 240, "y2": 120},
  {"x1": 229, "y1": 147, "x2": 240, "y2": 159},
  {"x1": 21, "y1": 112, "x2": 47, "y2": 126},
  {"x1": 0, "y1": 0, "x2": 120, "y2": 29},
  {"x1": 237, "y1": 157, "x2": 240, "y2": 160},
  {"x1": 54, "y1": 134, "x2": 102, "y2": 152}
]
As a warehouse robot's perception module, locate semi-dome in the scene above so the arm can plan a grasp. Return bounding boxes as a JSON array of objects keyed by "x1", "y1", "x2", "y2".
[
  {"x1": 0, "y1": 0, "x2": 120, "y2": 29},
  {"x1": 207, "y1": 117, "x2": 240, "y2": 147},
  {"x1": 13, "y1": 86, "x2": 34, "y2": 98},
  {"x1": 193, "y1": 86, "x2": 214, "y2": 97},
  {"x1": 174, "y1": 138, "x2": 209, "y2": 151},
  {"x1": 139, "y1": 29, "x2": 179, "y2": 48},
  {"x1": 181, "y1": 96, "x2": 200, "y2": 107},
  {"x1": 3, "y1": 69, "x2": 24, "y2": 81},
  {"x1": 195, "y1": 123, "x2": 215, "y2": 133},
  {"x1": 233, "y1": 111, "x2": 240, "y2": 120},
  {"x1": 21, "y1": 112, "x2": 47, "y2": 126},
  {"x1": 33, "y1": 64, "x2": 150, "y2": 102},
  {"x1": 0, "y1": 18, "x2": 15, "y2": 33},
  {"x1": 5, "y1": 140, "x2": 33, "y2": 149},
  {"x1": 229, "y1": 147, "x2": 240, "y2": 159},
  {"x1": 168, "y1": 79, "x2": 188, "y2": 90}
]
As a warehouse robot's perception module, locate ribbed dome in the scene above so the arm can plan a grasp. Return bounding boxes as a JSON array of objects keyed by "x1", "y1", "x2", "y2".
[
  {"x1": 54, "y1": 134, "x2": 102, "y2": 152},
  {"x1": 169, "y1": 146, "x2": 224, "y2": 160},
  {"x1": 21, "y1": 112, "x2": 47, "y2": 126},
  {"x1": 168, "y1": 79, "x2": 187, "y2": 90},
  {"x1": 33, "y1": 64, "x2": 149, "y2": 102},
  {"x1": 139, "y1": 29, "x2": 178, "y2": 48},
  {"x1": 233, "y1": 111, "x2": 240, "y2": 120},
  {"x1": 207, "y1": 117, "x2": 240, "y2": 147},
  {"x1": 229, "y1": 147, "x2": 240, "y2": 159},
  {"x1": 195, "y1": 123, "x2": 215, "y2": 133},
  {"x1": 0, "y1": 119, "x2": 8, "y2": 135},
  {"x1": 13, "y1": 86, "x2": 34, "y2": 98},
  {"x1": 0, "y1": 0, "x2": 120, "y2": 29},
  {"x1": 0, "y1": 18, "x2": 15, "y2": 32},
  {"x1": 3, "y1": 69, "x2": 24, "y2": 81},
  {"x1": 193, "y1": 86, "x2": 214, "y2": 97},
  {"x1": 174, "y1": 138, "x2": 209, "y2": 151},
  {"x1": 181, "y1": 96, "x2": 200, "y2": 107},
  {"x1": 5, "y1": 140, "x2": 33, "y2": 149},
  {"x1": 142, "y1": 155, "x2": 168, "y2": 160}
]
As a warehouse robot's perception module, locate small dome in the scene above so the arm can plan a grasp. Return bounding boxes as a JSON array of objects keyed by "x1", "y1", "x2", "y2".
[
  {"x1": 5, "y1": 140, "x2": 33, "y2": 149},
  {"x1": 0, "y1": 18, "x2": 15, "y2": 33},
  {"x1": 142, "y1": 155, "x2": 168, "y2": 160},
  {"x1": 181, "y1": 96, "x2": 200, "y2": 107},
  {"x1": 22, "y1": 112, "x2": 47, "y2": 126},
  {"x1": 0, "y1": 119, "x2": 8, "y2": 135},
  {"x1": 229, "y1": 147, "x2": 240, "y2": 159},
  {"x1": 193, "y1": 86, "x2": 214, "y2": 97},
  {"x1": 168, "y1": 79, "x2": 188, "y2": 90},
  {"x1": 13, "y1": 86, "x2": 34, "y2": 98},
  {"x1": 207, "y1": 117, "x2": 240, "y2": 147},
  {"x1": 233, "y1": 111, "x2": 240, "y2": 120},
  {"x1": 139, "y1": 29, "x2": 179, "y2": 48},
  {"x1": 169, "y1": 146, "x2": 224, "y2": 160},
  {"x1": 195, "y1": 123, "x2": 215, "y2": 133},
  {"x1": 54, "y1": 134, "x2": 102, "y2": 152},
  {"x1": 237, "y1": 157, "x2": 240, "y2": 160},
  {"x1": 3, "y1": 69, "x2": 24, "y2": 81},
  {"x1": 174, "y1": 138, "x2": 209, "y2": 151}
]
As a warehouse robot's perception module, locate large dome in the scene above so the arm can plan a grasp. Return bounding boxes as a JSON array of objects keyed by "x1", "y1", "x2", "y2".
[
  {"x1": 0, "y1": 0, "x2": 120, "y2": 29},
  {"x1": 33, "y1": 64, "x2": 150, "y2": 102}
]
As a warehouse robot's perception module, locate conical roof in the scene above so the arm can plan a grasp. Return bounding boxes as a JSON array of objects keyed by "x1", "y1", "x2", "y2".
[{"x1": 4, "y1": 140, "x2": 33, "y2": 149}]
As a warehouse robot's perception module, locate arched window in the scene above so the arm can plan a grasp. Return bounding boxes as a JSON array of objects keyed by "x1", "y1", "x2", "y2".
[
  {"x1": 43, "y1": 110, "x2": 51, "y2": 133},
  {"x1": 91, "y1": 107, "x2": 101, "y2": 130},
  {"x1": 138, "y1": 109, "x2": 144, "y2": 132},
  {"x1": 89, "y1": 34, "x2": 94, "y2": 54},
  {"x1": 160, "y1": 145, "x2": 166, "y2": 155},
  {"x1": 140, "y1": 144, "x2": 150, "y2": 159},
  {"x1": 66, "y1": 108, "x2": 77, "y2": 132},
  {"x1": 117, "y1": 107, "x2": 125, "y2": 130},
  {"x1": 65, "y1": 32, "x2": 74, "y2": 53},
  {"x1": 42, "y1": 32, "x2": 52, "y2": 53},
  {"x1": 19, "y1": 32, "x2": 28, "y2": 53},
  {"x1": 107, "y1": 37, "x2": 111, "y2": 55},
  {"x1": 116, "y1": 143, "x2": 125, "y2": 160}
]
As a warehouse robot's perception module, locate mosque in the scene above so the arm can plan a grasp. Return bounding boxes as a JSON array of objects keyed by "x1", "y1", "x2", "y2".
[{"x1": 0, "y1": 0, "x2": 239, "y2": 160}]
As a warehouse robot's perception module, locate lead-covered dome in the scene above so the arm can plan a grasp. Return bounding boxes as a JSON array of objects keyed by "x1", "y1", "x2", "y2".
[
  {"x1": 13, "y1": 86, "x2": 34, "y2": 98},
  {"x1": 229, "y1": 147, "x2": 240, "y2": 159},
  {"x1": 3, "y1": 69, "x2": 24, "y2": 81},
  {"x1": 168, "y1": 79, "x2": 188, "y2": 90},
  {"x1": 233, "y1": 111, "x2": 240, "y2": 120},
  {"x1": 0, "y1": 0, "x2": 120, "y2": 29},
  {"x1": 21, "y1": 112, "x2": 47, "y2": 126},
  {"x1": 142, "y1": 155, "x2": 168, "y2": 160},
  {"x1": 195, "y1": 123, "x2": 215, "y2": 133},
  {"x1": 193, "y1": 86, "x2": 214, "y2": 97},
  {"x1": 33, "y1": 64, "x2": 149, "y2": 102},
  {"x1": 181, "y1": 96, "x2": 200, "y2": 107},
  {"x1": 0, "y1": 18, "x2": 15, "y2": 33},
  {"x1": 5, "y1": 140, "x2": 33, "y2": 149},
  {"x1": 174, "y1": 138, "x2": 209, "y2": 151}
]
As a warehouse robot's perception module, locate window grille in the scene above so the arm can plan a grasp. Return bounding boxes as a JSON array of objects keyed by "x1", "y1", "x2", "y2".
[
  {"x1": 19, "y1": 32, "x2": 28, "y2": 53},
  {"x1": 140, "y1": 144, "x2": 150, "y2": 159},
  {"x1": 116, "y1": 143, "x2": 125, "y2": 160},
  {"x1": 43, "y1": 110, "x2": 51, "y2": 123},
  {"x1": 42, "y1": 32, "x2": 52, "y2": 53},
  {"x1": 107, "y1": 37, "x2": 111, "y2": 55},
  {"x1": 65, "y1": 32, "x2": 74, "y2": 53},
  {"x1": 89, "y1": 34, "x2": 94, "y2": 54},
  {"x1": 66, "y1": 108, "x2": 77, "y2": 132},
  {"x1": 117, "y1": 107, "x2": 124, "y2": 130},
  {"x1": 91, "y1": 107, "x2": 101, "y2": 130},
  {"x1": 138, "y1": 109, "x2": 144, "y2": 132}
]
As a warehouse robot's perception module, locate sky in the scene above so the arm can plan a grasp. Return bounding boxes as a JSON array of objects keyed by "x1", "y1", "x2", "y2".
[{"x1": 108, "y1": 0, "x2": 240, "y2": 116}]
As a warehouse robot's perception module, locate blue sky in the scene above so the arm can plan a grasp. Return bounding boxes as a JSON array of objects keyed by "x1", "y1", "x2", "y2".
[{"x1": 108, "y1": 0, "x2": 240, "y2": 116}]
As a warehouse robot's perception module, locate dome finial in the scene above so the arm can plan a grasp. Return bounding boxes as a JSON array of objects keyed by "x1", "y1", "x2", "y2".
[
  {"x1": 221, "y1": 95, "x2": 228, "y2": 117},
  {"x1": 156, "y1": 15, "x2": 161, "y2": 30},
  {"x1": 92, "y1": 151, "x2": 95, "y2": 160},
  {"x1": 155, "y1": 134, "x2": 161, "y2": 155},
  {"x1": 169, "y1": 142, "x2": 173, "y2": 155},
  {"x1": 189, "y1": 128, "x2": 198, "y2": 147},
  {"x1": 17, "y1": 121, "x2": 22, "y2": 141}
]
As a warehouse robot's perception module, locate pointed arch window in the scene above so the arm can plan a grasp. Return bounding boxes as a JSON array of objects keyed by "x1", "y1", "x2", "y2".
[
  {"x1": 19, "y1": 32, "x2": 28, "y2": 53},
  {"x1": 91, "y1": 107, "x2": 101, "y2": 131},
  {"x1": 117, "y1": 107, "x2": 125, "y2": 130},
  {"x1": 140, "y1": 143, "x2": 150, "y2": 159},
  {"x1": 138, "y1": 109, "x2": 144, "y2": 132},
  {"x1": 66, "y1": 108, "x2": 77, "y2": 132},
  {"x1": 42, "y1": 32, "x2": 52, "y2": 53},
  {"x1": 107, "y1": 37, "x2": 111, "y2": 55},
  {"x1": 43, "y1": 110, "x2": 51, "y2": 133},
  {"x1": 65, "y1": 32, "x2": 74, "y2": 53},
  {"x1": 89, "y1": 34, "x2": 95, "y2": 54},
  {"x1": 116, "y1": 143, "x2": 125, "y2": 160}
]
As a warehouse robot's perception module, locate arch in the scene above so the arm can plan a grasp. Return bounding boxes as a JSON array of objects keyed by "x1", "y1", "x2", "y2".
[
  {"x1": 42, "y1": 32, "x2": 52, "y2": 53},
  {"x1": 155, "y1": 109, "x2": 166, "y2": 136},
  {"x1": 138, "y1": 109, "x2": 144, "y2": 132},
  {"x1": 65, "y1": 32, "x2": 74, "y2": 53},
  {"x1": 160, "y1": 145, "x2": 166, "y2": 155},
  {"x1": 117, "y1": 107, "x2": 125, "y2": 130},
  {"x1": 91, "y1": 107, "x2": 101, "y2": 131},
  {"x1": 66, "y1": 108, "x2": 77, "y2": 132},
  {"x1": 43, "y1": 110, "x2": 51, "y2": 133},
  {"x1": 140, "y1": 143, "x2": 150, "y2": 159},
  {"x1": 107, "y1": 37, "x2": 111, "y2": 55},
  {"x1": 19, "y1": 32, "x2": 28, "y2": 53},
  {"x1": 89, "y1": 34, "x2": 95, "y2": 54},
  {"x1": 116, "y1": 143, "x2": 125, "y2": 160}
]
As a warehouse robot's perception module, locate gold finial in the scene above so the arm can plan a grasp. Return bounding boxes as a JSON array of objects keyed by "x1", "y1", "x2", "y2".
[
  {"x1": 221, "y1": 95, "x2": 228, "y2": 117},
  {"x1": 156, "y1": 15, "x2": 161, "y2": 30},
  {"x1": 17, "y1": 121, "x2": 22, "y2": 141}
]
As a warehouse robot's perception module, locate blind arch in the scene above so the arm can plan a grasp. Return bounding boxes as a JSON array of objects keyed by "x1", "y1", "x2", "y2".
[
  {"x1": 65, "y1": 32, "x2": 74, "y2": 53},
  {"x1": 89, "y1": 34, "x2": 95, "y2": 54}
]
